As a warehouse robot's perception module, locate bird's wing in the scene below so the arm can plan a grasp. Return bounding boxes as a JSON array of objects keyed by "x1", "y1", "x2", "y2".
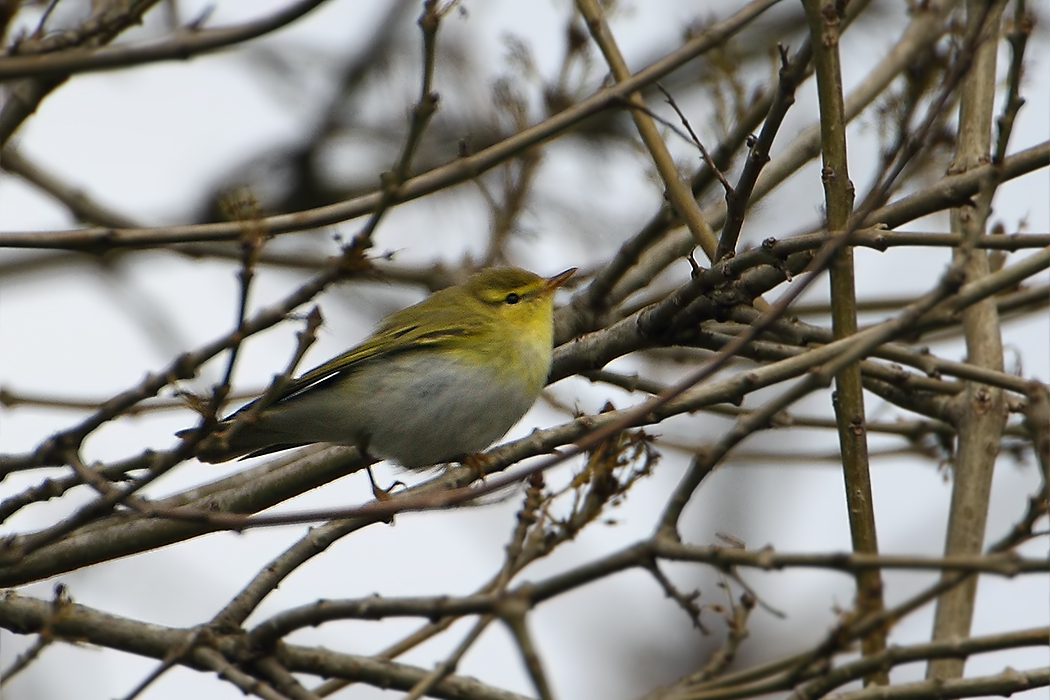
[{"x1": 272, "y1": 301, "x2": 488, "y2": 402}]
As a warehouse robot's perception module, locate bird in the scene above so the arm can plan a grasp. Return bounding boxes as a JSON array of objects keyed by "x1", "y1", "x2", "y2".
[{"x1": 187, "y1": 266, "x2": 576, "y2": 469}]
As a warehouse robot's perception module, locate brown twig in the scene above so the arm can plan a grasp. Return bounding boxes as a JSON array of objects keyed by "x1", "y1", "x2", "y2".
[
  {"x1": 0, "y1": 0, "x2": 328, "y2": 80},
  {"x1": 715, "y1": 44, "x2": 801, "y2": 262}
]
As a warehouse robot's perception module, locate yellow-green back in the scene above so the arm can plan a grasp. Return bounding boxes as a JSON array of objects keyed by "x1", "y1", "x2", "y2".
[{"x1": 280, "y1": 267, "x2": 563, "y2": 399}]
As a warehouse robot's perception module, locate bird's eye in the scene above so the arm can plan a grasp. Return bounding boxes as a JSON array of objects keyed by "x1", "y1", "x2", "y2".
[{"x1": 504, "y1": 292, "x2": 521, "y2": 305}]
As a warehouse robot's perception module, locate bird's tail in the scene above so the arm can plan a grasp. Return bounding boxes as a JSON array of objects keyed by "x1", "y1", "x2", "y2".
[{"x1": 176, "y1": 422, "x2": 307, "y2": 463}]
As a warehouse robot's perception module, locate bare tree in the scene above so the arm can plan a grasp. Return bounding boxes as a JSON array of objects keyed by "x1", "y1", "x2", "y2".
[{"x1": 0, "y1": 1, "x2": 1047, "y2": 699}]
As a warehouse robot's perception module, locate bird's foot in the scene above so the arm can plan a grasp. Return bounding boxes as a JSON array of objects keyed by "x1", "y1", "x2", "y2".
[
  {"x1": 366, "y1": 466, "x2": 405, "y2": 502},
  {"x1": 460, "y1": 453, "x2": 492, "y2": 485}
]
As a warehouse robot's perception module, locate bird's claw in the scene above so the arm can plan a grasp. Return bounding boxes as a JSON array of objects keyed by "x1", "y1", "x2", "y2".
[
  {"x1": 366, "y1": 466, "x2": 405, "y2": 502},
  {"x1": 460, "y1": 453, "x2": 491, "y2": 485}
]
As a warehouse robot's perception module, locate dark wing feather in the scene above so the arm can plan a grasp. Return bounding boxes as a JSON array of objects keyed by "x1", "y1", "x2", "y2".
[{"x1": 266, "y1": 294, "x2": 490, "y2": 405}]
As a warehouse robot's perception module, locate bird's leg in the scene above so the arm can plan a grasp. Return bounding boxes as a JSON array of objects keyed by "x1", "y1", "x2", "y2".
[
  {"x1": 365, "y1": 466, "x2": 405, "y2": 502},
  {"x1": 356, "y1": 438, "x2": 403, "y2": 502}
]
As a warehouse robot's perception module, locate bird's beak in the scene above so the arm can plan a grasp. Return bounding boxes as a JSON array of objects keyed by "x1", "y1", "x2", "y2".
[{"x1": 542, "y1": 267, "x2": 577, "y2": 293}]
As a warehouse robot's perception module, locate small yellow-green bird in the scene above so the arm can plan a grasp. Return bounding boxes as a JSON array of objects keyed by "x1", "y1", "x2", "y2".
[{"x1": 191, "y1": 266, "x2": 576, "y2": 467}]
